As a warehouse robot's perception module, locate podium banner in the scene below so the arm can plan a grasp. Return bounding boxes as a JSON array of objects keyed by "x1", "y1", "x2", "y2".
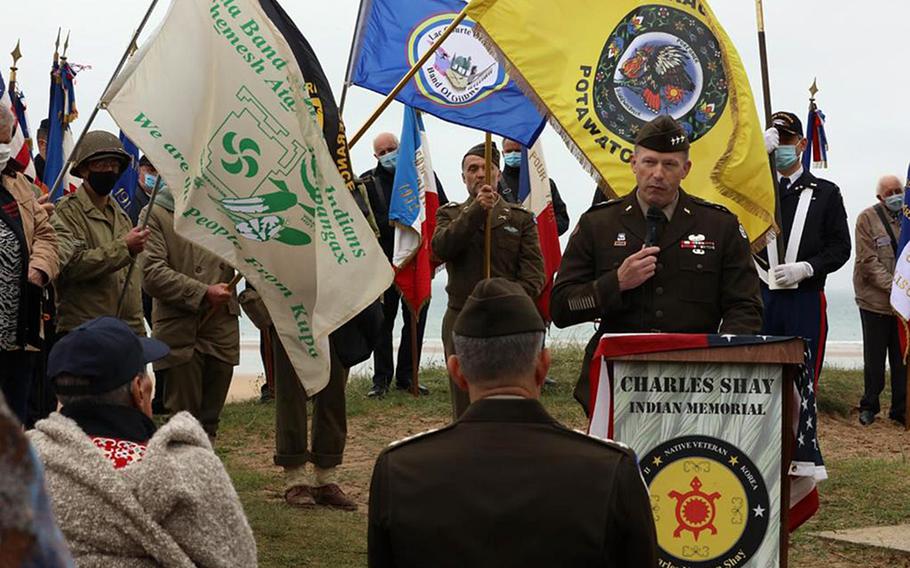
[{"x1": 614, "y1": 361, "x2": 781, "y2": 567}]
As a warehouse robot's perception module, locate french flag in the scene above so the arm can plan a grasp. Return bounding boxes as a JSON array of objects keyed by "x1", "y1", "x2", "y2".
[
  {"x1": 388, "y1": 106, "x2": 439, "y2": 315},
  {"x1": 517, "y1": 139, "x2": 561, "y2": 321},
  {"x1": 0, "y1": 69, "x2": 37, "y2": 181}
]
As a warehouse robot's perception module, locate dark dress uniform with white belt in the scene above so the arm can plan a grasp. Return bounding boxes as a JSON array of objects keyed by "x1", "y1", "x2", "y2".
[{"x1": 551, "y1": 118, "x2": 762, "y2": 414}]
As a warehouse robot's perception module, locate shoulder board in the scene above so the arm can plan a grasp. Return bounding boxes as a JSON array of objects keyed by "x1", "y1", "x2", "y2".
[
  {"x1": 506, "y1": 203, "x2": 532, "y2": 214},
  {"x1": 590, "y1": 198, "x2": 623, "y2": 211},
  {"x1": 440, "y1": 201, "x2": 461, "y2": 209},
  {"x1": 54, "y1": 193, "x2": 78, "y2": 207},
  {"x1": 690, "y1": 196, "x2": 733, "y2": 215},
  {"x1": 386, "y1": 424, "x2": 451, "y2": 449},
  {"x1": 553, "y1": 425, "x2": 637, "y2": 456}
]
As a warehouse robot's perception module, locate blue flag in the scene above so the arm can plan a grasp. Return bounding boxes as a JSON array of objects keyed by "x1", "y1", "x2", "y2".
[
  {"x1": 112, "y1": 132, "x2": 140, "y2": 219},
  {"x1": 349, "y1": 0, "x2": 546, "y2": 146},
  {"x1": 45, "y1": 58, "x2": 78, "y2": 200}
]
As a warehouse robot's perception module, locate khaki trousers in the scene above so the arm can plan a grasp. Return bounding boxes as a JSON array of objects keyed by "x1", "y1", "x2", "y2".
[
  {"x1": 442, "y1": 307, "x2": 471, "y2": 420},
  {"x1": 165, "y1": 351, "x2": 233, "y2": 437},
  {"x1": 270, "y1": 326, "x2": 348, "y2": 470}
]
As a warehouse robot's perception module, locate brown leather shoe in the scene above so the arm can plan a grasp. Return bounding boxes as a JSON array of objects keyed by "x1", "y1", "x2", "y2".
[
  {"x1": 284, "y1": 485, "x2": 316, "y2": 508},
  {"x1": 313, "y1": 483, "x2": 358, "y2": 511}
]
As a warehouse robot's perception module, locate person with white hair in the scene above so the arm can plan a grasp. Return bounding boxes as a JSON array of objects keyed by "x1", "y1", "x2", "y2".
[{"x1": 854, "y1": 174, "x2": 907, "y2": 426}]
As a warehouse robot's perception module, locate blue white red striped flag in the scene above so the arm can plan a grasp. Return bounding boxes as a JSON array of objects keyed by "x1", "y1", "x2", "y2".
[
  {"x1": 517, "y1": 140, "x2": 560, "y2": 321},
  {"x1": 389, "y1": 106, "x2": 439, "y2": 314},
  {"x1": 45, "y1": 57, "x2": 79, "y2": 200},
  {"x1": 0, "y1": 69, "x2": 37, "y2": 180}
]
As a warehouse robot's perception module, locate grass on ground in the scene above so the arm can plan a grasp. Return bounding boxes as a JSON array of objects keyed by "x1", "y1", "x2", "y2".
[{"x1": 215, "y1": 346, "x2": 910, "y2": 567}]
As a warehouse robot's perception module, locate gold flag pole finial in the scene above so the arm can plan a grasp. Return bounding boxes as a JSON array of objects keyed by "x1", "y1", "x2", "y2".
[
  {"x1": 10, "y1": 40, "x2": 22, "y2": 83},
  {"x1": 808, "y1": 78, "x2": 819, "y2": 101},
  {"x1": 62, "y1": 31, "x2": 71, "y2": 59}
]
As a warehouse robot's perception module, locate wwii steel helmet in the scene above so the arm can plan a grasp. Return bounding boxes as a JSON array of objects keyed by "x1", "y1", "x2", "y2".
[{"x1": 71, "y1": 131, "x2": 132, "y2": 177}]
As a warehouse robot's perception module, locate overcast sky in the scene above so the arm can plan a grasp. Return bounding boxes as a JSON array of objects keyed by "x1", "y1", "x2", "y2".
[{"x1": 7, "y1": 0, "x2": 907, "y2": 291}]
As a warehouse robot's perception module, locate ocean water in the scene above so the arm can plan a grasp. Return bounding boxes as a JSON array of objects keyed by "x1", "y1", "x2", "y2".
[{"x1": 239, "y1": 277, "x2": 864, "y2": 346}]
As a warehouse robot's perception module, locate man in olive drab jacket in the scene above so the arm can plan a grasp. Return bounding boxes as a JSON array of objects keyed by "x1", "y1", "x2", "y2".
[
  {"x1": 141, "y1": 184, "x2": 239, "y2": 438},
  {"x1": 432, "y1": 142, "x2": 545, "y2": 419},
  {"x1": 552, "y1": 116, "x2": 762, "y2": 414},
  {"x1": 52, "y1": 131, "x2": 149, "y2": 335},
  {"x1": 368, "y1": 278, "x2": 658, "y2": 568}
]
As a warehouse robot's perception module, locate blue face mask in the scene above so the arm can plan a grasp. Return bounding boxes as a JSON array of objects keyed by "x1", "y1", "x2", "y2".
[
  {"x1": 379, "y1": 149, "x2": 398, "y2": 171},
  {"x1": 503, "y1": 151, "x2": 522, "y2": 168},
  {"x1": 144, "y1": 173, "x2": 159, "y2": 189},
  {"x1": 774, "y1": 145, "x2": 800, "y2": 171},
  {"x1": 885, "y1": 193, "x2": 904, "y2": 212}
]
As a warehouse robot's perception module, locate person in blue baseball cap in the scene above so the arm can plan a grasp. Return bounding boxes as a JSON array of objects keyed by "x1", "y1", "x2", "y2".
[{"x1": 26, "y1": 316, "x2": 258, "y2": 565}]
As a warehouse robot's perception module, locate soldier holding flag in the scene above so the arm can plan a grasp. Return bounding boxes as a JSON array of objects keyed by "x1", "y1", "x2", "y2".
[{"x1": 433, "y1": 142, "x2": 544, "y2": 419}]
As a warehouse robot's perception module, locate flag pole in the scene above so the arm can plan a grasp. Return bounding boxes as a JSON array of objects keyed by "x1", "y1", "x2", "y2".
[
  {"x1": 409, "y1": 308, "x2": 420, "y2": 398},
  {"x1": 349, "y1": 6, "x2": 468, "y2": 149},
  {"x1": 116, "y1": 175, "x2": 162, "y2": 317},
  {"x1": 483, "y1": 131, "x2": 493, "y2": 279},
  {"x1": 46, "y1": 0, "x2": 160, "y2": 201},
  {"x1": 755, "y1": 0, "x2": 773, "y2": 124},
  {"x1": 200, "y1": 273, "x2": 244, "y2": 326},
  {"x1": 754, "y1": 0, "x2": 785, "y2": 260},
  {"x1": 339, "y1": 0, "x2": 367, "y2": 118}
]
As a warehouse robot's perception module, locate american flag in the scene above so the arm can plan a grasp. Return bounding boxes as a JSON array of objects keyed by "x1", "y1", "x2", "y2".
[{"x1": 588, "y1": 333, "x2": 824, "y2": 532}]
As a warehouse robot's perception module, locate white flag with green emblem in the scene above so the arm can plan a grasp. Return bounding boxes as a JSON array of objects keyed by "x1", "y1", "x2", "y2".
[{"x1": 103, "y1": 0, "x2": 392, "y2": 395}]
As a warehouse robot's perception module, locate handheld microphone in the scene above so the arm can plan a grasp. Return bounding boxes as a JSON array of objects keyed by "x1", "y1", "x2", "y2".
[{"x1": 645, "y1": 206, "x2": 664, "y2": 247}]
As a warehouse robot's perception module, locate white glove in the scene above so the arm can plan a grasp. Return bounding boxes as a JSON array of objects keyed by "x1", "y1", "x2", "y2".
[
  {"x1": 773, "y1": 262, "x2": 814, "y2": 287},
  {"x1": 764, "y1": 128, "x2": 780, "y2": 154}
]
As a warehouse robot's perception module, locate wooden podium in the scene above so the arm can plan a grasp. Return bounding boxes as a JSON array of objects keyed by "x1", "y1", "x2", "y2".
[{"x1": 589, "y1": 336, "x2": 806, "y2": 568}]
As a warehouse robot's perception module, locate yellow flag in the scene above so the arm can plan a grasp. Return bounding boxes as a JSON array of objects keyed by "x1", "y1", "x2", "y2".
[{"x1": 467, "y1": 0, "x2": 775, "y2": 243}]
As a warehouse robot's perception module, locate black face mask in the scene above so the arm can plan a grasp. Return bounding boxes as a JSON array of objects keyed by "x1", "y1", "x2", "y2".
[{"x1": 87, "y1": 171, "x2": 120, "y2": 196}]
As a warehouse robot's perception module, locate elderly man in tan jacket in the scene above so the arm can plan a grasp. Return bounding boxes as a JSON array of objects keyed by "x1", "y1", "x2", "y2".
[
  {"x1": 0, "y1": 106, "x2": 58, "y2": 423},
  {"x1": 854, "y1": 174, "x2": 907, "y2": 426},
  {"x1": 141, "y1": 181, "x2": 239, "y2": 438}
]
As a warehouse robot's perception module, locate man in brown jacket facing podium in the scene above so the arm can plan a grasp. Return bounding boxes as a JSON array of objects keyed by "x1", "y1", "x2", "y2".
[
  {"x1": 368, "y1": 278, "x2": 657, "y2": 567},
  {"x1": 551, "y1": 116, "x2": 762, "y2": 414}
]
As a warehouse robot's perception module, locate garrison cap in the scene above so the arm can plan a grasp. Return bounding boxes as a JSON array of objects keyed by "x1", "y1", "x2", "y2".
[
  {"x1": 634, "y1": 115, "x2": 690, "y2": 152},
  {"x1": 139, "y1": 154, "x2": 153, "y2": 168},
  {"x1": 453, "y1": 278, "x2": 545, "y2": 338},
  {"x1": 770, "y1": 111, "x2": 803, "y2": 138},
  {"x1": 463, "y1": 142, "x2": 501, "y2": 169}
]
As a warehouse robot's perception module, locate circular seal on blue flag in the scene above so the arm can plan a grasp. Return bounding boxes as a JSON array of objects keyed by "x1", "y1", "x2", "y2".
[
  {"x1": 640, "y1": 435, "x2": 771, "y2": 567},
  {"x1": 592, "y1": 5, "x2": 728, "y2": 144},
  {"x1": 408, "y1": 14, "x2": 510, "y2": 107}
]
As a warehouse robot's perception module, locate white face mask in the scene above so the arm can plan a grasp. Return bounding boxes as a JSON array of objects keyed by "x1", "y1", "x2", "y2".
[{"x1": 0, "y1": 144, "x2": 12, "y2": 172}]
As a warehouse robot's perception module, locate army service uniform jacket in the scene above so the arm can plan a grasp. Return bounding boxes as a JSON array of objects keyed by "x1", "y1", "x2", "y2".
[
  {"x1": 141, "y1": 205, "x2": 240, "y2": 371},
  {"x1": 432, "y1": 197, "x2": 545, "y2": 310},
  {"x1": 52, "y1": 187, "x2": 145, "y2": 334},
  {"x1": 551, "y1": 189, "x2": 762, "y2": 412},
  {"x1": 368, "y1": 398, "x2": 658, "y2": 568}
]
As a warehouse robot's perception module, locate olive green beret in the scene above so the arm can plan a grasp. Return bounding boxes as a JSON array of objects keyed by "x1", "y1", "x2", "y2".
[
  {"x1": 453, "y1": 278, "x2": 545, "y2": 338},
  {"x1": 634, "y1": 115, "x2": 690, "y2": 153},
  {"x1": 462, "y1": 142, "x2": 501, "y2": 169}
]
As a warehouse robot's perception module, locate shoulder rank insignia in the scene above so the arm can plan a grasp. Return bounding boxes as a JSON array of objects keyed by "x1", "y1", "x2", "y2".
[{"x1": 388, "y1": 428, "x2": 442, "y2": 448}]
